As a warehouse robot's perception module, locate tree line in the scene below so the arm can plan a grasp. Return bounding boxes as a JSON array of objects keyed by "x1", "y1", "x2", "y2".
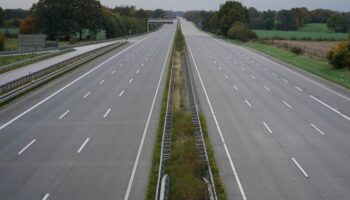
[
  {"x1": 184, "y1": 3, "x2": 350, "y2": 34},
  {"x1": 0, "y1": 1, "x2": 168, "y2": 41}
]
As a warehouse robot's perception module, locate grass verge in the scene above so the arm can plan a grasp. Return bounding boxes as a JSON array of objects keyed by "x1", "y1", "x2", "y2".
[{"x1": 0, "y1": 50, "x2": 72, "y2": 74}]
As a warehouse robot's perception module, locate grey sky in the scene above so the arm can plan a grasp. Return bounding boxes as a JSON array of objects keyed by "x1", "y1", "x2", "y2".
[{"x1": 1, "y1": 0, "x2": 350, "y2": 11}]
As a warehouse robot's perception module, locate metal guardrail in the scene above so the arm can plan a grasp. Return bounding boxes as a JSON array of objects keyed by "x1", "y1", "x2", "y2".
[
  {"x1": 0, "y1": 42, "x2": 127, "y2": 104},
  {"x1": 159, "y1": 175, "x2": 169, "y2": 200},
  {"x1": 155, "y1": 47, "x2": 175, "y2": 200},
  {"x1": 183, "y1": 50, "x2": 218, "y2": 200}
]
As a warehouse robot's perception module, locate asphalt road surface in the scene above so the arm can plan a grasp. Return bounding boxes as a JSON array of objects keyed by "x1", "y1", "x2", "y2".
[
  {"x1": 0, "y1": 24, "x2": 176, "y2": 200},
  {"x1": 182, "y1": 19, "x2": 350, "y2": 200}
]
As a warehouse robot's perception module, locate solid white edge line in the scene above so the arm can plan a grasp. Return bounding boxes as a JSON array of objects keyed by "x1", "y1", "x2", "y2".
[
  {"x1": 291, "y1": 157, "x2": 310, "y2": 178},
  {"x1": 59, "y1": 109, "x2": 70, "y2": 120},
  {"x1": 263, "y1": 122, "x2": 273, "y2": 134},
  {"x1": 310, "y1": 123, "x2": 325, "y2": 136},
  {"x1": 119, "y1": 90, "x2": 125, "y2": 97},
  {"x1": 42, "y1": 193, "x2": 50, "y2": 200},
  {"x1": 0, "y1": 35, "x2": 152, "y2": 131},
  {"x1": 186, "y1": 32, "x2": 247, "y2": 200},
  {"x1": 123, "y1": 27, "x2": 175, "y2": 200},
  {"x1": 103, "y1": 108, "x2": 111, "y2": 118},
  {"x1": 283, "y1": 101, "x2": 292, "y2": 109},
  {"x1": 77, "y1": 138, "x2": 90, "y2": 153},
  {"x1": 18, "y1": 139, "x2": 36, "y2": 155},
  {"x1": 309, "y1": 95, "x2": 350, "y2": 121},
  {"x1": 83, "y1": 91, "x2": 91, "y2": 99}
]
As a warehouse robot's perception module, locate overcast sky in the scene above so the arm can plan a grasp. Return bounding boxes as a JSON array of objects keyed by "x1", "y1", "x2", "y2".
[{"x1": 1, "y1": 0, "x2": 350, "y2": 11}]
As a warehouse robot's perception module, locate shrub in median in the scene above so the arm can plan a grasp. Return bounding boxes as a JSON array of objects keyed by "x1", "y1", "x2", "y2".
[
  {"x1": 327, "y1": 41, "x2": 350, "y2": 69},
  {"x1": 227, "y1": 22, "x2": 257, "y2": 42},
  {"x1": 0, "y1": 32, "x2": 4, "y2": 50}
]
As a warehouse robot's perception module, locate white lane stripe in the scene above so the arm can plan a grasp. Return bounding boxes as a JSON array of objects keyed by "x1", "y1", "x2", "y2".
[
  {"x1": 42, "y1": 193, "x2": 50, "y2": 200},
  {"x1": 18, "y1": 139, "x2": 36, "y2": 155},
  {"x1": 264, "y1": 68, "x2": 269, "y2": 71},
  {"x1": 251, "y1": 75, "x2": 256, "y2": 80},
  {"x1": 141, "y1": 63, "x2": 144, "y2": 67},
  {"x1": 241, "y1": 67, "x2": 245, "y2": 71},
  {"x1": 245, "y1": 100, "x2": 252, "y2": 108},
  {"x1": 310, "y1": 123, "x2": 325, "y2": 136},
  {"x1": 124, "y1": 30, "x2": 175, "y2": 200},
  {"x1": 145, "y1": 57, "x2": 149, "y2": 61},
  {"x1": 295, "y1": 86, "x2": 303, "y2": 92},
  {"x1": 187, "y1": 36, "x2": 247, "y2": 200},
  {"x1": 263, "y1": 122, "x2": 273, "y2": 134},
  {"x1": 120, "y1": 64, "x2": 124, "y2": 67},
  {"x1": 111, "y1": 70, "x2": 116, "y2": 74},
  {"x1": 129, "y1": 78, "x2": 134, "y2": 84},
  {"x1": 99, "y1": 80, "x2": 105, "y2": 85},
  {"x1": 272, "y1": 72, "x2": 278, "y2": 77},
  {"x1": 282, "y1": 78, "x2": 289, "y2": 83},
  {"x1": 103, "y1": 108, "x2": 111, "y2": 118},
  {"x1": 0, "y1": 35, "x2": 151, "y2": 131},
  {"x1": 291, "y1": 157, "x2": 310, "y2": 178},
  {"x1": 83, "y1": 91, "x2": 91, "y2": 99},
  {"x1": 218, "y1": 66, "x2": 222, "y2": 70},
  {"x1": 233, "y1": 84, "x2": 238, "y2": 91},
  {"x1": 136, "y1": 69, "x2": 140, "y2": 74},
  {"x1": 126, "y1": 58, "x2": 130, "y2": 61},
  {"x1": 59, "y1": 110, "x2": 70, "y2": 119},
  {"x1": 119, "y1": 90, "x2": 125, "y2": 97},
  {"x1": 77, "y1": 138, "x2": 90, "y2": 153},
  {"x1": 213, "y1": 60, "x2": 217, "y2": 64},
  {"x1": 224, "y1": 74, "x2": 229, "y2": 79},
  {"x1": 283, "y1": 101, "x2": 292, "y2": 109},
  {"x1": 309, "y1": 95, "x2": 350, "y2": 121},
  {"x1": 264, "y1": 86, "x2": 271, "y2": 91}
]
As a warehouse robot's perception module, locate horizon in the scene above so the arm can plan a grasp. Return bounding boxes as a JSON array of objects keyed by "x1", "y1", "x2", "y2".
[{"x1": 1, "y1": 0, "x2": 350, "y2": 12}]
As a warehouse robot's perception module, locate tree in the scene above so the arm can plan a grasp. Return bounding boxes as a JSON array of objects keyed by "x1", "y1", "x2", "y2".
[
  {"x1": 327, "y1": 13, "x2": 348, "y2": 33},
  {"x1": 73, "y1": 0, "x2": 103, "y2": 40},
  {"x1": 32, "y1": 0, "x2": 79, "y2": 40},
  {"x1": 101, "y1": 8, "x2": 123, "y2": 39},
  {"x1": 262, "y1": 10, "x2": 275, "y2": 30},
  {"x1": 0, "y1": 7, "x2": 4, "y2": 26},
  {"x1": 227, "y1": 22, "x2": 257, "y2": 42},
  {"x1": 310, "y1": 9, "x2": 335, "y2": 23},
  {"x1": 152, "y1": 9, "x2": 165, "y2": 18},
  {"x1": 217, "y1": 1, "x2": 249, "y2": 35},
  {"x1": 19, "y1": 16, "x2": 38, "y2": 34},
  {"x1": 276, "y1": 10, "x2": 297, "y2": 30},
  {"x1": 3, "y1": 9, "x2": 29, "y2": 20}
]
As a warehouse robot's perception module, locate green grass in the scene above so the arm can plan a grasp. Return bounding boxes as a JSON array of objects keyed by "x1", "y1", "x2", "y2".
[
  {"x1": 4, "y1": 38, "x2": 18, "y2": 50},
  {"x1": 236, "y1": 41, "x2": 350, "y2": 89},
  {"x1": 0, "y1": 27, "x2": 19, "y2": 35},
  {"x1": 254, "y1": 29, "x2": 348, "y2": 40},
  {"x1": 298, "y1": 23, "x2": 331, "y2": 33},
  {"x1": 0, "y1": 54, "x2": 47, "y2": 67}
]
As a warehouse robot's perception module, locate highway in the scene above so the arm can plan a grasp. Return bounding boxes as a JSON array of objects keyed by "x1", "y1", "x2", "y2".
[
  {"x1": 0, "y1": 23, "x2": 176, "y2": 200},
  {"x1": 182, "y1": 19, "x2": 350, "y2": 200}
]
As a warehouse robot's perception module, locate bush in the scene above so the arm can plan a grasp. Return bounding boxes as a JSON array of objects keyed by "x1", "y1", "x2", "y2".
[
  {"x1": 227, "y1": 22, "x2": 257, "y2": 42},
  {"x1": 291, "y1": 47, "x2": 303, "y2": 55},
  {"x1": 0, "y1": 32, "x2": 4, "y2": 50},
  {"x1": 327, "y1": 41, "x2": 350, "y2": 69}
]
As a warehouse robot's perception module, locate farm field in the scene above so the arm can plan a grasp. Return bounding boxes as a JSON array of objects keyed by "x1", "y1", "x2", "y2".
[
  {"x1": 298, "y1": 23, "x2": 331, "y2": 33},
  {"x1": 268, "y1": 40, "x2": 339, "y2": 59},
  {"x1": 254, "y1": 29, "x2": 348, "y2": 40}
]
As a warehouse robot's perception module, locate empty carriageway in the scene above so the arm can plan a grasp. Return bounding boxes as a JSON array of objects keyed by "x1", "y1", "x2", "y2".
[
  {"x1": 182, "y1": 19, "x2": 350, "y2": 200},
  {"x1": 0, "y1": 24, "x2": 176, "y2": 200}
]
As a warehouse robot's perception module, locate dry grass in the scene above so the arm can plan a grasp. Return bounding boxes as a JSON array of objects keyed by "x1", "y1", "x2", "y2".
[{"x1": 269, "y1": 40, "x2": 339, "y2": 59}]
